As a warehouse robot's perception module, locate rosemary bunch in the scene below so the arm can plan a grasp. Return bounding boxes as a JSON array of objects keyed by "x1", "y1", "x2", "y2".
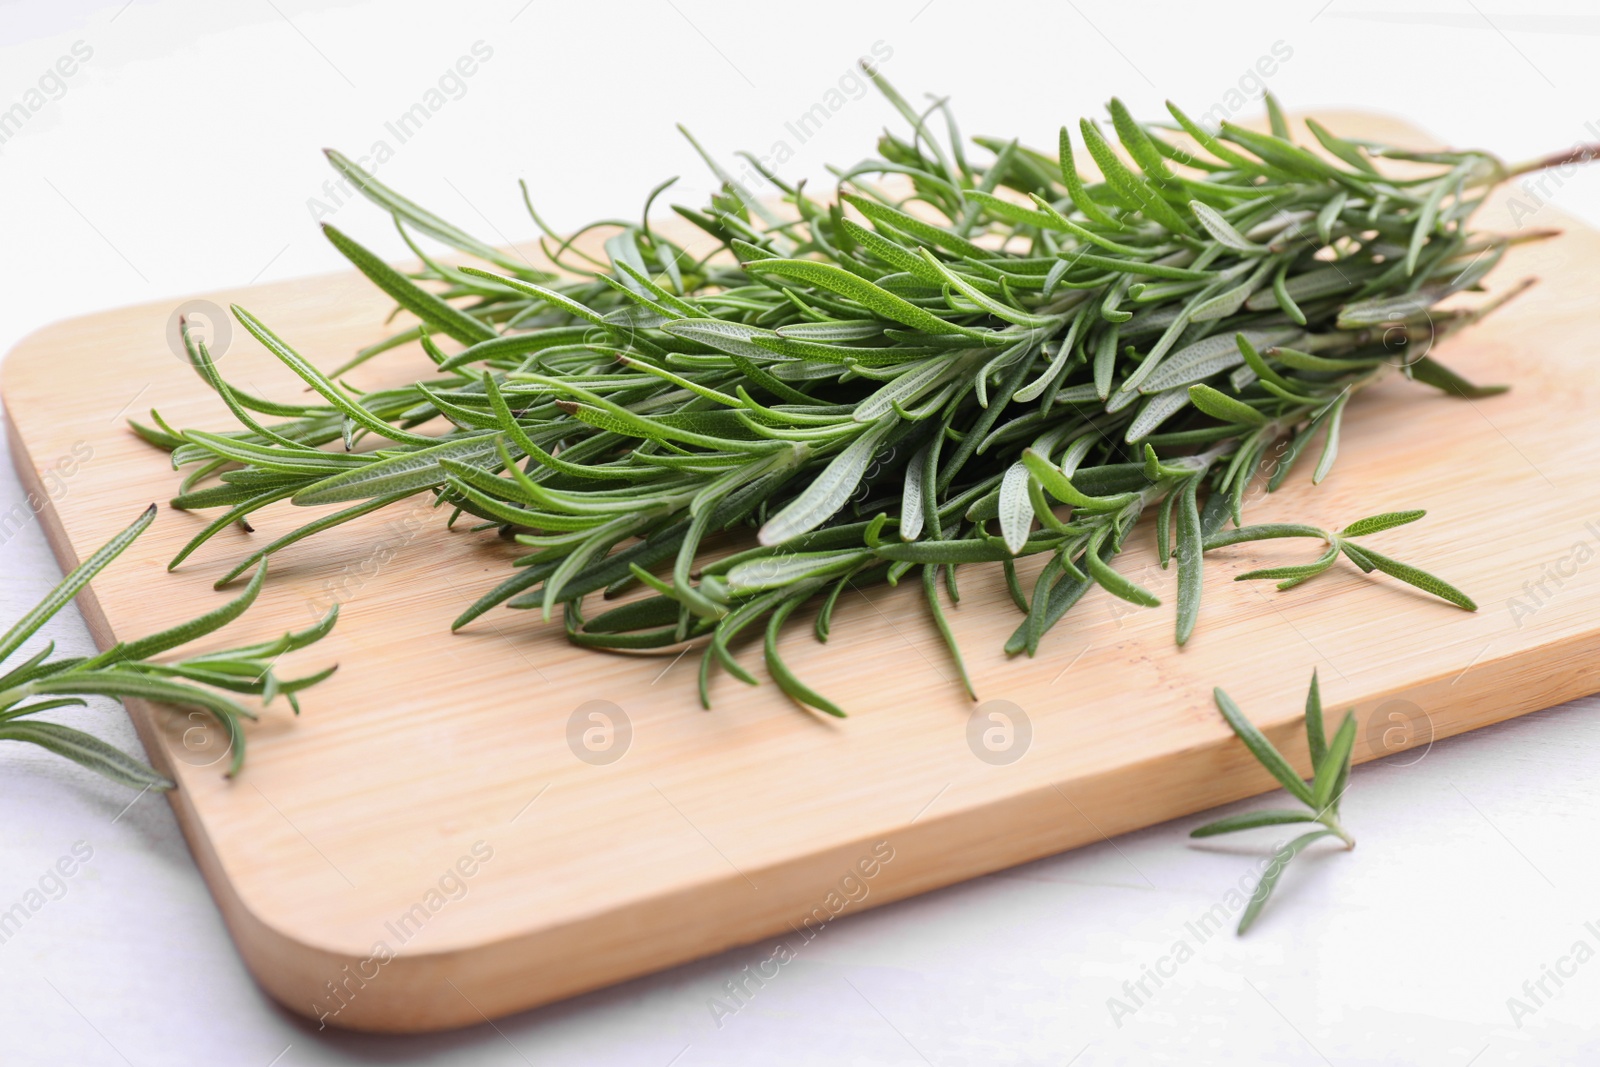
[
  {"x1": 0, "y1": 506, "x2": 338, "y2": 788},
  {"x1": 143, "y1": 78, "x2": 1550, "y2": 715}
]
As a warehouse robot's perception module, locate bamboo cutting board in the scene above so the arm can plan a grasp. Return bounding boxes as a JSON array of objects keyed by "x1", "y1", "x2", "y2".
[{"x1": 7, "y1": 114, "x2": 1600, "y2": 1032}]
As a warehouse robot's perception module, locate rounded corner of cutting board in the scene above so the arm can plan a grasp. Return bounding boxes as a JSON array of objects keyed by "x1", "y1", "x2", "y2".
[
  {"x1": 3, "y1": 315, "x2": 78, "y2": 397},
  {"x1": 221, "y1": 896, "x2": 499, "y2": 1034}
]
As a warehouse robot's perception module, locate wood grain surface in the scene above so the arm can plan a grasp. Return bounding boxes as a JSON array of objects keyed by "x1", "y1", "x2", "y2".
[{"x1": 5, "y1": 113, "x2": 1598, "y2": 1032}]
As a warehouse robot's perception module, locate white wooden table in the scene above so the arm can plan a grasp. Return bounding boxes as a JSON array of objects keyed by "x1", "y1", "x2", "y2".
[{"x1": 4, "y1": 2, "x2": 1599, "y2": 1062}]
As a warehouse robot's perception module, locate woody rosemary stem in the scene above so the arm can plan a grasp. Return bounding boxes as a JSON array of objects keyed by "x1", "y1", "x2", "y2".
[
  {"x1": 1320, "y1": 816, "x2": 1356, "y2": 850},
  {"x1": 1507, "y1": 142, "x2": 1600, "y2": 178}
]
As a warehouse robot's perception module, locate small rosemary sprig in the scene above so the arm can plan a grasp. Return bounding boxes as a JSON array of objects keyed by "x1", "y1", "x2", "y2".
[
  {"x1": 137, "y1": 78, "x2": 1575, "y2": 715},
  {"x1": 1191, "y1": 670, "x2": 1356, "y2": 934},
  {"x1": 0, "y1": 506, "x2": 338, "y2": 789},
  {"x1": 1203, "y1": 507, "x2": 1475, "y2": 607}
]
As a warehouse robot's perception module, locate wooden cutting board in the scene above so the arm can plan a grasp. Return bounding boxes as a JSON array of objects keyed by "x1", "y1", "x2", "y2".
[{"x1": 7, "y1": 113, "x2": 1600, "y2": 1032}]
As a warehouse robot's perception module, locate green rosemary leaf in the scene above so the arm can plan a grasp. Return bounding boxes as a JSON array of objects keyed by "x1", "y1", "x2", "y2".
[
  {"x1": 1263, "y1": 92, "x2": 1292, "y2": 141},
  {"x1": 1315, "y1": 189, "x2": 1349, "y2": 246},
  {"x1": 1174, "y1": 476, "x2": 1203, "y2": 645},
  {"x1": 1189, "y1": 201, "x2": 1266, "y2": 254},
  {"x1": 0, "y1": 721, "x2": 172, "y2": 792},
  {"x1": 1109, "y1": 97, "x2": 1178, "y2": 187},
  {"x1": 173, "y1": 430, "x2": 360, "y2": 476},
  {"x1": 0, "y1": 697, "x2": 85, "y2": 723},
  {"x1": 759, "y1": 421, "x2": 893, "y2": 544},
  {"x1": 1025, "y1": 195, "x2": 1149, "y2": 255},
  {"x1": 725, "y1": 550, "x2": 864, "y2": 593},
  {"x1": 1269, "y1": 263, "x2": 1308, "y2": 326},
  {"x1": 1021, "y1": 449, "x2": 1136, "y2": 511},
  {"x1": 0, "y1": 643, "x2": 64, "y2": 695},
  {"x1": 764, "y1": 597, "x2": 845, "y2": 718},
  {"x1": 1212, "y1": 686, "x2": 1314, "y2": 806},
  {"x1": 841, "y1": 192, "x2": 991, "y2": 260},
  {"x1": 324, "y1": 150, "x2": 536, "y2": 275},
  {"x1": 1304, "y1": 669, "x2": 1326, "y2": 769},
  {"x1": 83, "y1": 563, "x2": 268, "y2": 668},
  {"x1": 837, "y1": 217, "x2": 946, "y2": 285},
  {"x1": 1141, "y1": 330, "x2": 1291, "y2": 394},
  {"x1": 1339, "y1": 510, "x2": 1426, "y2": 537},
  {"x1": 1125, "y1": 388, "x2": 1194, "y2": 442},
  {"x1": 321, "y1": 225, "x2": 496, "y2": 345},
  {"x1": 1325, "y1": 710, "x2": 1357, "y2": 816},
  {"x1": 923, "y1": 565, "x2": 975, "y2": 700},
  {"x1": 1079, "y1": 119, "x2": 1195, "y2": 235},
  {"x1": 1073, "y1": 253, "x2": 1213, "y2": 281},
  {"x1": 746, "y1": 259, "x2": 988, "y2": 338},
  {"x1": 129, "y1": 417, "x2": 185, "y2": 451},
  {"x1": 215, "y1": 493, "x2": 414, "y2": 587},
  {"x1": 1057, "y1": 125, "x2": 1123, "y2": 228},
  {"x1": 1237, "y1": 829, "x2": 1338, "y2": 935},
  {"x1": 1189, "y1": 809, "x2": 1317, "y2": 838},
  {"x1": 1340, "y1": 539, "x2": 1378, "y2": 573},
  {"x1": 1311, "y1": 392, "x2": 1348, "y2": 485},
  {"x1": 1156, "y1": 483, "x2": 1176, "y2": 569},
  {"x1": 900, "y1": 444, "x2": 930, "y2": 542},
  {"x1": 1305, "y1": 119, "x2": 1378, "y2": 175},
  {"x1": 1234, "y1": 332, "x2": 1294, "y2": 392},
  {"x1": 453, "y1": 563, "x2": 556, "y2": 632},
  {"x1": 1311, "y1": 709, "x2": 1358, "y2": 811},
  {"x1": 1220, "y1": 123, "x2": 1351, "y2": 185},
  {"x1": 919, "y1": 251, "x2": 1063, "y2": 330},
  {"x1": 36, "y1": 672, "x2": 253, "y2": 775},
  {"x1": 1164, "y1": 101, "x2": 1262, "y2": 173},
  {"x1": 1265, "y1": 345, "x2": 1379, "y2": 373},
  {"x1": 874, "y1": 538, "x2": 1015, "y2": 565},
  {"x1": 1086, "y1": 530, "x2": 1160, "y2": 608},
  {"x1": 1336, "y1": 288, "x2": 1444, "y2": 330},
  {"x1": 1406, "y1": 162, "x2": 1462, "y2": 275},
  {"x1": 997, "y1": 461, "x2": 1034, "y2": 555},
  {"x1": 1407, "y1": 356, "x2": 1510, "y2": 398},
  {"x1": 1350, "y1": 546, "x2": 1478, "y2": 610},
  {"x1": 1233, "y1": 550, "x2": 1336, "y2": 585},
  {"x1": 1204, "y1": 523, "x2": 1326, "y2": 550},
  {"x1": 0, "y1": 505, "x2": 154, "y2": 665},
  {"x1": 814, "y1": 574, "x2": 851, "y2": 643},
  {"x1": 232, "y1": 306, "x2": 439, "y2": 446},
  {"x1": 1187, "y1": 384, "x2": 1268, "y2": 427},
  {"x1": 292, "y1": 435, "x2": 499, "y2": 505}
]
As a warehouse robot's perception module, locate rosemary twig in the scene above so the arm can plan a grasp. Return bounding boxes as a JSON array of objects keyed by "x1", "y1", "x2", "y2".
[
  {"x1": 0, "y1": 506, "x2": 338, "y2": 789},
  {"x1": 1191, "y1": 670, "x2": 1356, "y2": 934}
]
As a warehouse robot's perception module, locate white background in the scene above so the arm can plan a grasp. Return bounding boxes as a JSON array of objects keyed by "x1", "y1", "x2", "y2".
[{"x1": 3, "y1": 1, "x2": 1600, "y2": 1063}]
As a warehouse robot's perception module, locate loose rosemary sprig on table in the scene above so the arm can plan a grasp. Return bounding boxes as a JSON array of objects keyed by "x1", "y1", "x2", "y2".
[
  {"x1": 0, "y1": 506, "x2": 338, "y2": 789},
  {"x1": 1191, "y1": 671, "x2": 1356, "y2": 934},
  {"x1": 140, "y1": 77, "x2": 1561, "y2": 715}
]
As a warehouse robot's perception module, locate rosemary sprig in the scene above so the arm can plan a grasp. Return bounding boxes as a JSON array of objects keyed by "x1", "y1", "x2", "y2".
[
  {"x1": 1203, "y1": 507, "x2": 1476, "y2": 607},
  {"x1": 139, "y1": 80, "x2": 1565, "y2": 715},
  {"x1": 1191, "y1": 671, "x2": 1356, "y2": 934},
  {"x1": 0, "y1": 506, "x2": 339, "y2": 789}
]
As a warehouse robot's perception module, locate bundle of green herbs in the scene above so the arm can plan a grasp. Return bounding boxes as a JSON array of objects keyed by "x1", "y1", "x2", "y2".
[{"x1": 138, "y1": 75, "x2": 1551, "y2": 718}]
